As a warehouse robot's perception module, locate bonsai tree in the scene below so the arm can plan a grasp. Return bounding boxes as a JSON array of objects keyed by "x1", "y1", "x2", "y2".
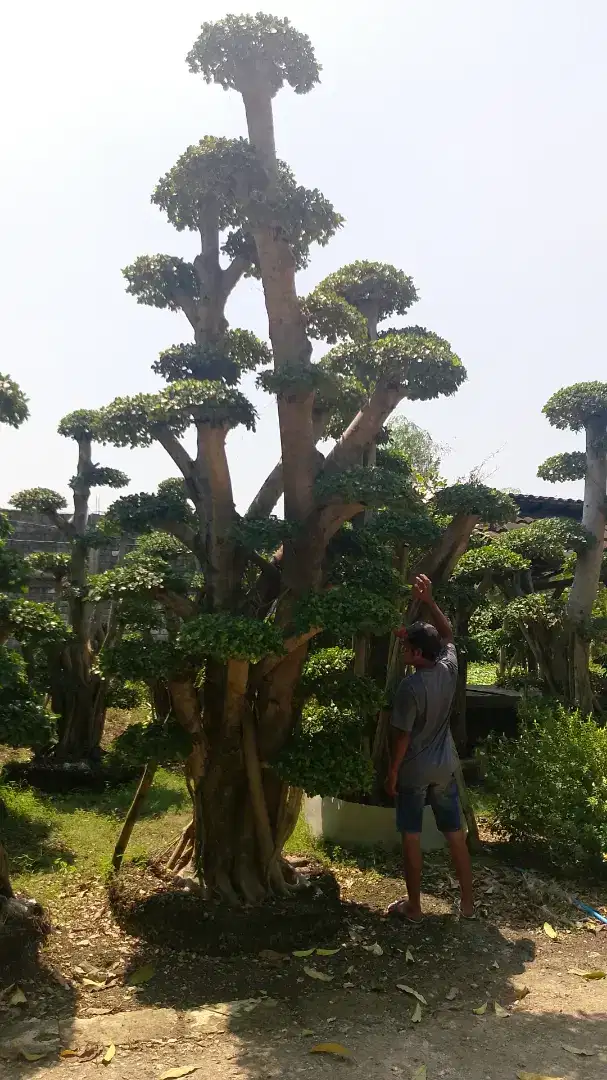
[
  {"x1": 93, "y1": 13, "x2": 467, "y2": 903},
  {"x1": 9, "y1": 410, "x2": 130, "y2": 760},
  {"x1": 537, "y1": 383, "x2": 607, "y2": 712}
]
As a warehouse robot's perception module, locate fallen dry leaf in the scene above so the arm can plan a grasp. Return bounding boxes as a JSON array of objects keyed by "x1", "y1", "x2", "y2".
[
  {"x1": 128, "y1": 963, "x2": 155, "y2": 986},
  {"x1": 159, "y1": 1068, "x2": 200, "y2": 1080},
  {"x1": 405, "y1": 948, "x2": 414, "y2": 964},
  {"x1": 543, "y1": 922, "x2": 558, "y2": 940},
  {"x1": 79, "y1": 1044, "x2": 101, "y2": 1062},
  {"x1": 293, "y1": 948, "x2": 316, "y2": 958},
  {"x1": 445, "y1": 987, "x2": 458, "y2": 1001},
  {"x1": 569, "y1": 968, "x2": 605, "y2": 980},
  {"x1": 102, "y1": 1044, "x2": 116, "y2": 1065},
  {"x1": 304, "y1": 966, "x2": 334, "y2": 982},
  {"x1": 82, "y1": 977, "x2": 108, "y2": 989},
  {"x1": 562, "y1": 1045, "x2": 595, "y2": 1057},
  {"x1": 302, "y1": 1029, "x2": 314, "y2": 1037},
  {"x1": 310, "y1": 1043, "x2": 352, "y2": 1059},
  {"x1": 493, "y1": 1001, "x2": 509, "y2": 1018},
  {"x1": 316, "y1": 948, "x2": 340, "y2": 956},
  {"x1": 396, "y1": 984, "x2": 427, "y2": 1005},
  {"x1": 60, "y1": 1050, "x2": 78, "y2": 1058},
  {"x1": 411, "y1": 1068, "x2": 426, "y2": 1080},
  {"x1": 362, "y1": 943, "x2": 383, "y2": 956},
  {"x1": 411, "y1": 1001, "x2": 422, "y2": 1024},
  {"x1": 514, "y1": 986, "x2": 531, "y2": 1000},
  {"x1": 20, "y1": 1051, "x2": 47, "y2": 1062},
  {"x1": 472, "y1": 1002, "x2": 488, "y2": 1015},
  {"x1": 517, "y1": 1074, "x2": 564, "y2": 1080},
  {"x1": 259, "y1": 949, "x2": 286, "y2": 963},
  {"x1": 8, "y1": 986, "x2": 27, "y2": 1006}
]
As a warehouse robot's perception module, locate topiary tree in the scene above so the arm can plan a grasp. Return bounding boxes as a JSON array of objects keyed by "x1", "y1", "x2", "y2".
[
  {"x1": 538, "y1": 383, "x2": 607, "y2": 713},
  {"x1": 92, "y1": 13, "x2": 468, "y2": 903},
  {"x1": 9, "y1": 410, "x2": 130, "y2": 760}
]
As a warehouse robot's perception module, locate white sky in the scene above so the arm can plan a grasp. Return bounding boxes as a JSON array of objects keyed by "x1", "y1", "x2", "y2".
[{"x1": 1, "y1": 0, "x2": 606, "y2": 512}]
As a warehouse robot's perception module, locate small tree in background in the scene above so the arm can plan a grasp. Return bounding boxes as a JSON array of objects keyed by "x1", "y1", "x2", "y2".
[
  {"x1": 93, "y1": 13, "x2": 468, "y2": 903},
  {"x1": 0, "y1": 373, "x2": 30, "y2": 899},
  {"x1": 9, "y1": 411, "x2": 130, "y2": 761},
  {"x1": 537, "y1": 383, "x2": 607, "y2": 713}
]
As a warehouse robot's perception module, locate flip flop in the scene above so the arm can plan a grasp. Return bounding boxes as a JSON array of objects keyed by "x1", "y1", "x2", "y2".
[
  {"x1": 453, "y1": 900, "x2": 477, "y2": 921},
  {"x1": 386, "y1": 899, "x2": 423, "y2": 923}
]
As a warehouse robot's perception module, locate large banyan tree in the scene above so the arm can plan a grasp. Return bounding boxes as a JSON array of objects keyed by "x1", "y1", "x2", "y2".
[{"x1": 94, "y1": 13, "x2": 471, "y2": 903}]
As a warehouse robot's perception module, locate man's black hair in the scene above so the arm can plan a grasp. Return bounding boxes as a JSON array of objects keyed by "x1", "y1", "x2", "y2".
[{"x1": 405, "y1": 621, "x2": 442, "y2": 662}]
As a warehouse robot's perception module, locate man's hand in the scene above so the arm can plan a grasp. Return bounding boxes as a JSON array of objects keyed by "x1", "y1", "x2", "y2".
[
  {"x1": 385, "y1": 769, "x2": 398, "y2": 800},
  {"x1": 412, "y1": 573, "x2": 432, "y2": 604}
]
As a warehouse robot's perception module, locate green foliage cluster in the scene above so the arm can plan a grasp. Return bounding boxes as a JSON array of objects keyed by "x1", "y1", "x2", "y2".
[
  {"x1": 275, "y1": 702, "x2": 374, "y2": 799},
  {"x1": 301, "y1": 288, "x2": 367, "y2": 343},
  {"x1": 0, "y1": 374, "x2": 29, "y2": 428},
  {"x1": 294, "y1": 585, "x2": 399, "y2": 637},
  {"x1": 57, "y1": 409, "x2": 103, "y2": 441},
  {"x1": 300, "y1": 647, "x2": 384, "y2": 714},
  {"x1": 231, "y1": 515, "x2": 293, "y2": 553},
  {"x1": 71, "y1": 465, "x2": 129, "y2": 491},
  {"x1": 318, "y1": 261, "x2": 418, "y2": 321},
  {"x1": 0, "y1": 647, "x2": 55, "y2": 750},
  {"x1": 314, "y1": 464, "x2": 414, "y2": 508},
  {"x1": 10, "y1": 488, "x2": 67, "y2": 515},
  {"x1": 451, "y1": 545, "x2": 530, "y2": 581},
  {"x1": 100, "y1": 380, "x2": 257, "y2": 448},
  {"x1": 152, "y1": 333, "x2": 271, "y2": 385},
  {"x1": 105, "y1": 485, "x2": 195, "y2": 535},
  {"x1": 322, "y1": 328, "x2": 465, "y2": 402},
  {"x1": 186, "y1": 13, "x2": 321, "y2": 96},
  {"x1": 494, "y1": 517, "x2": 593, "y2": 564},
  {"x1": 537, "y1": 451, "x2": 587, "y2": 483},
  {"x1": 178, "y1": 614, "x2": 284, "y2": 663},
  {"x1": 433, "y1": 483, "x2": 516, "y2": 524},
  {"x1": 484, "y1": 700, "x2": 607, "y2": 869},
  {"x1": 543, "y1": 382, "x2": 607, "y2": 431},
  {"x1": 123, "y1": 255, "x2": 199, "y2": 311},
  {"x1": 110, "y1": 714, "x2": 192, "y2": 766}
]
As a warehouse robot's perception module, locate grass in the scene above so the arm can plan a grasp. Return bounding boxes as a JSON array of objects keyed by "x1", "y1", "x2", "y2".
[
  {"x1": 467, "y1": 661, "x2": 498, "y2": 685},
  {"x1": 0, "y1": 768, "x2": 190, "y2": 904}
]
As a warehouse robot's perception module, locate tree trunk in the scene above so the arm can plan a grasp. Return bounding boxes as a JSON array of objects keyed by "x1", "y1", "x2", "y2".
[
  {"x1": 52, "y1": 650, "x2": 106, "y2": 761},
  {"x1": 162, "y1": 652, "x2": 308, "y2": 903},
  {"x1": 450, "y1": 643, "x2": 469, "y2": 754},
  {"x1": 0, "y1": 839, "x2": 14, "y2": 898},
  {"x1": 566, "y1": 415, "x2": 607, "y2": 714}
]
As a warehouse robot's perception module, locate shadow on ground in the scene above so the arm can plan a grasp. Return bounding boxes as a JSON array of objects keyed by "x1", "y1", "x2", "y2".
[{"x1": 2, "y1": 851, "x2": 607, "y2": 1079}]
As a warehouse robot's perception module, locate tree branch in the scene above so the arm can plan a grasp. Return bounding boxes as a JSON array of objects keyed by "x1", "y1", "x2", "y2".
[
  {"x1": 46, "y1": 509, "x2": 76, "y2": 540},
  {"x1": 323, "y1": 380, "x2": 406, "y2": 475},
  {"x1": 256, "y1": 627, "x2": 321, "y2": 679},
  {"x1": 221, "y1": 255, "x2": 250, "y2": 301},
  {"x1": 151, "y1": 587, "x2": 196, "y2": 621},
  {"x1": 246, "y1": 447, "x2": 325, "y2": 520}
]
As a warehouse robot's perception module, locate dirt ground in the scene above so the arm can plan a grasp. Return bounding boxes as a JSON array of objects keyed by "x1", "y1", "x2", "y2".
[{"x1": 1, "y1": 853, "x2": 606, "y2": 1080}]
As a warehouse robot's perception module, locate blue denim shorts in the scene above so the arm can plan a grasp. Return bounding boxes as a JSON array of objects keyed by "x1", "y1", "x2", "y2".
[{"x1": 396, "y1": 777, "x2": 461, "y2": 834}]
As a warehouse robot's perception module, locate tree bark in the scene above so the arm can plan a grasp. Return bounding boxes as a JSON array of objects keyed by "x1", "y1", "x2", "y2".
[
  {"x1": 0, "y1": 839, "x2": 14, "y2": 898},
  {"x1": 566, "y1": 415, "x2": 607, "y2": 714}
]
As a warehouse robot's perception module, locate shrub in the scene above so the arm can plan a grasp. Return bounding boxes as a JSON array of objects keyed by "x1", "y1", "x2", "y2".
[
  {"x1": 484, "y1": 699, "x2": 607, "y2": 870},
  {"x1": 274, "y1": 702, "x2": 374, "y2": 799}
]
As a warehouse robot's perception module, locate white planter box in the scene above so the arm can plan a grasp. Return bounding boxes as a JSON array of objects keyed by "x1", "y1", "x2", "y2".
[{"x1": 304, "y1": 796, "x2": 451, "y2": 853}]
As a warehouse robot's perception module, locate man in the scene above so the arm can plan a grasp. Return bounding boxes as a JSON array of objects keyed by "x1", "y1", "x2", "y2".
[{"x1": 386, "y1": 573, "x2": 474, "y2": 922}]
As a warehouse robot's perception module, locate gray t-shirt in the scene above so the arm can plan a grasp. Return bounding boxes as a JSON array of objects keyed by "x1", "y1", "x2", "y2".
[{"x1": 391, "y1": 643, "x2": 458, "y2": 789}]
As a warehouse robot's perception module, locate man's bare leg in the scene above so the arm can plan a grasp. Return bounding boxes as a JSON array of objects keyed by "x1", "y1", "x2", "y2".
[
  {"x1": 445, "y1": 829, "x2": 474, "y2": 917},
  {"x1": 400, "y1": 832, "x2": 423, "y2": 920}
]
